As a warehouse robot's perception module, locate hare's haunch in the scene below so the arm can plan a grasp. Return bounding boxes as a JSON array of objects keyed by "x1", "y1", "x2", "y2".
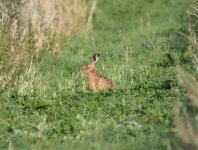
[{"x1": 82, "y1": 53, "x2": 113, "y2": 92}]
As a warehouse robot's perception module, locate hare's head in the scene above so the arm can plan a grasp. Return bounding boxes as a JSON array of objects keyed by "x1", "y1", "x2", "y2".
[{"x1": 82, "y1": 53, "x2": 100, "y2": 73}]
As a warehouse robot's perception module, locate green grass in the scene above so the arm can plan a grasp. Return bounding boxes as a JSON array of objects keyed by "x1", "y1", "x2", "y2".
[{"x1": 0, "y1": 0, "x2": 192, "y2": 149}]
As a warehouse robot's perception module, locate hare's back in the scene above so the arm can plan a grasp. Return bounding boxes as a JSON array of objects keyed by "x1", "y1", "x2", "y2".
[{"x1": 97, "y1": 75, "x2": 112, "y2": 90}]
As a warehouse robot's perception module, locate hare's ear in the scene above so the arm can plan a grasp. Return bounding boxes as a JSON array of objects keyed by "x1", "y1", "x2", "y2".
[{"x1": 92, "y1": 53, "x2": 100, "y2": 65}]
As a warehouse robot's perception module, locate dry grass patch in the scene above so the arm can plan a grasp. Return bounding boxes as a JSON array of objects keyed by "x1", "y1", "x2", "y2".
[
  {"x1": 0, "y1": 0, "x2": 89, "y2": 91},
  {"x1": 175, "y1": 2, "x2": 198, "y2": 149}
]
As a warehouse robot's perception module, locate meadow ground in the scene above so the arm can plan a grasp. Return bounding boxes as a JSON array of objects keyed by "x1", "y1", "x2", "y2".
[{"x1": 0, "y1": 0, "x2": 193, "y2": 149}]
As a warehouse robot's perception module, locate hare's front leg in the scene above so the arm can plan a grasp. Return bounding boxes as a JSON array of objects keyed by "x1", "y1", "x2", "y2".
[{"x1": 88, "y1": 77, "x2": 98, "y2": 92}]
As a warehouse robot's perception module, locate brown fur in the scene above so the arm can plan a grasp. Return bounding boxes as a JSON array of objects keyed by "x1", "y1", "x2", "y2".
[{"x1": 82, "y1": 54, "x2": 113, "y2": 92}]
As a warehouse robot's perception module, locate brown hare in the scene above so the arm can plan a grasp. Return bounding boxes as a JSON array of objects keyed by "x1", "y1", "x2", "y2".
[{"x1": 82, "y1": 53, "x2": 113, "y2": 92}]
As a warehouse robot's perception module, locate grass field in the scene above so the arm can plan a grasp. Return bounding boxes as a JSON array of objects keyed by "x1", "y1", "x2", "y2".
[{"x1": 0, "y1": 0, "x2": 193, "y2": 149}]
